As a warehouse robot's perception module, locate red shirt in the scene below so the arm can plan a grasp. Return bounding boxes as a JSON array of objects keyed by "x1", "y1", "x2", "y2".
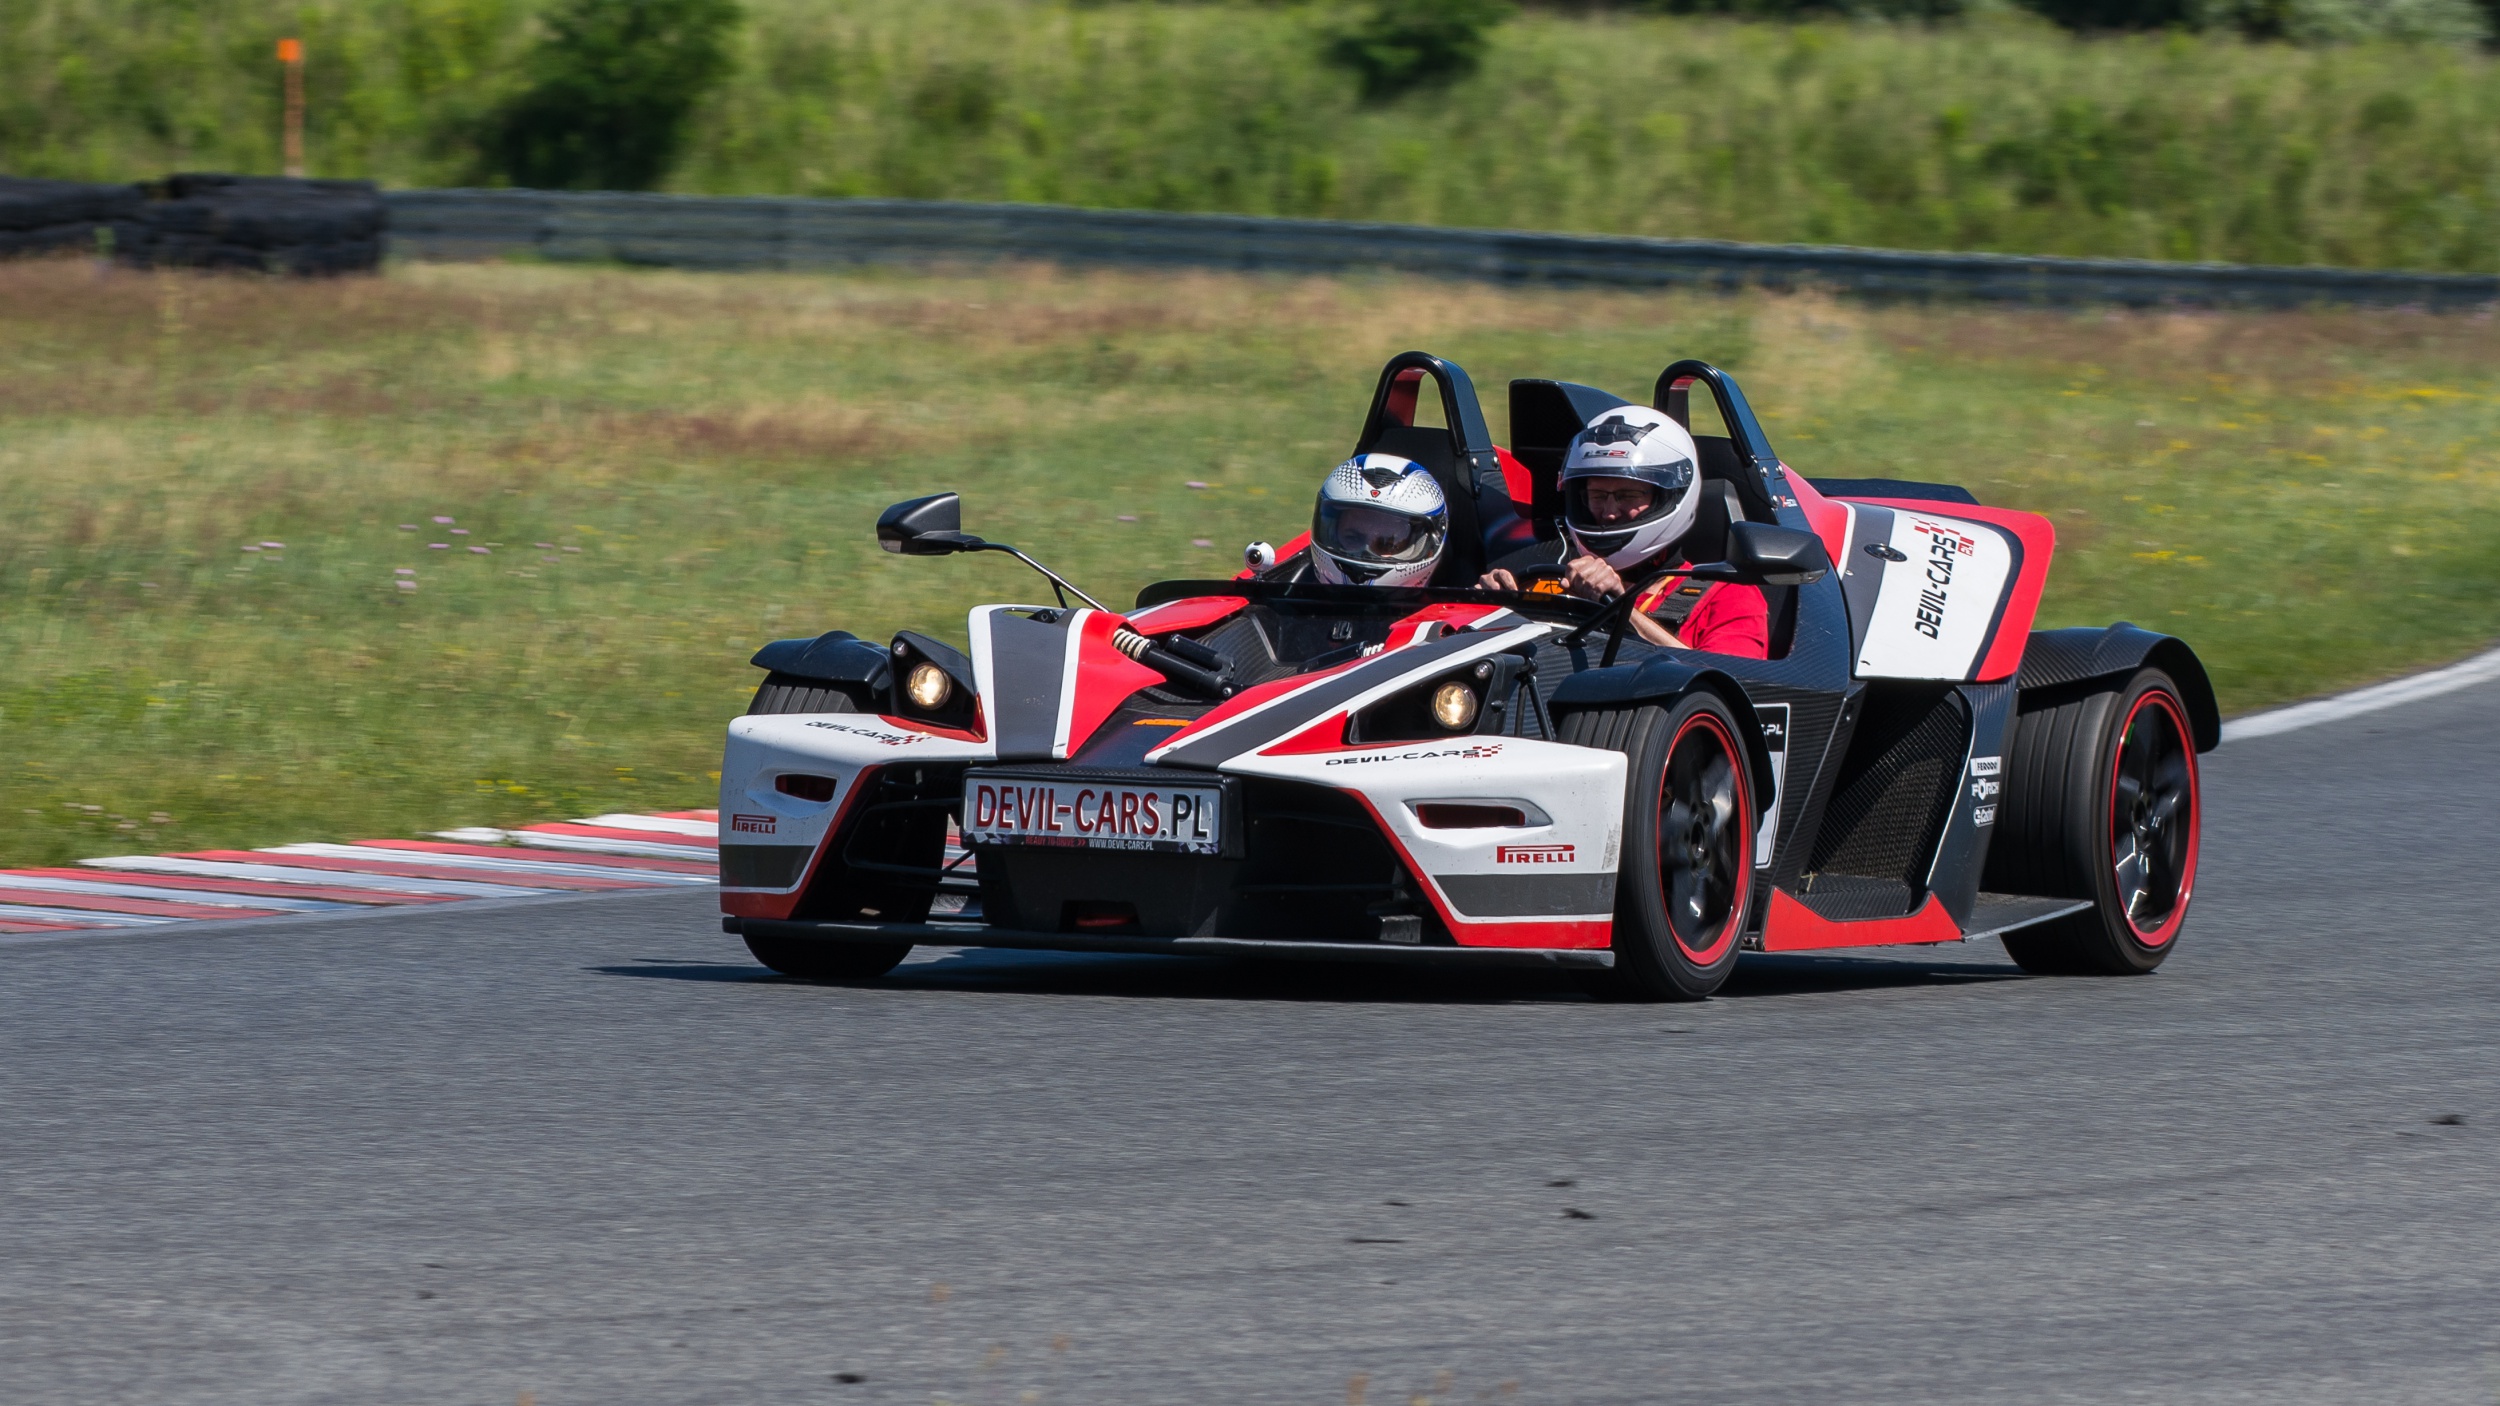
[{"x1": 1634, "y1": 575, "x2": 1771, "y2": 660}]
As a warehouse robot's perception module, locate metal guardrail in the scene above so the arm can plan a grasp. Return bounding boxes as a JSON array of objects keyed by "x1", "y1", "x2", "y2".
[{"x1": 385, "y1": 187, "x2": 2498, "y2": 310}]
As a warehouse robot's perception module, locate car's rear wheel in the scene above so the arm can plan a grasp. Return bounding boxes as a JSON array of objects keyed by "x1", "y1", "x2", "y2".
[
  {"x1": 743, "y1": 934, "x2": 912, "y2": 981},
  {"x1": 1562, "y1": 695, "x2": 1754, "y2": 1001},
  {"x1": 748, "y1": 672, "x2": 871, "y2": 716},
  {"x1": 1988, "y1": 667, "x2": 2200, "y2": 975}
]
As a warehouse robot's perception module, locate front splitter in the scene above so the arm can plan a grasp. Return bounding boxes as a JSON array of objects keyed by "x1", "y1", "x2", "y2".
[{"x1": 729, "y1": 916, "x2": 1616, "y2": 970}]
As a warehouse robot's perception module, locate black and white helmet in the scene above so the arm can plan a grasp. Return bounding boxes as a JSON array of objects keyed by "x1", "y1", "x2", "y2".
[
  {"x1": 1310, "y1": 453, "x2": 1448, "y2": 588},
  {"x1": 1558, "y1": 406, "x2": 1701, "y2": 570}
]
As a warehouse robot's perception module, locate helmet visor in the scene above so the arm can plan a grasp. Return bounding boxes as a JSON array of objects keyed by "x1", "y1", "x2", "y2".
[
  {"x1": 1564, "y1": 472, "x2": 1685, "y2": 534},
  {"x1": 1315, "y1": 502, "x2": 1446, "y2": 566}
]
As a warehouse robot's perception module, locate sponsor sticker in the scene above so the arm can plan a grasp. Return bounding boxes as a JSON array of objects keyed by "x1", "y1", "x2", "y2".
[
  {"x1": 1854, "y1": 512, "x2": 2014, "y2": 680},
  {"x1": 803, "y1": 720, "x2": 926, "y2": 746},
  {"x1": 1497, "y1": 843, "x2": 1575, "y2": 864},
  {"x1": 1324, "y1": 742, "x2": 1505, "y2": 766},
  {"x1": 1970, "y1": 755, "x2": 2001, "y2": 776},
  {"x1": 1974, "y1": 804, "x2": 1997, "y2": 826},
  {"x1": 1754, "y1": 702, "x2": 1791, "y2": 869},
  {"x1": 1970, "y1": 778, "x2": 2001, "y2": 800},
  {"x1": 729, "y1": 813, "x2": 776, "y2": 834}
]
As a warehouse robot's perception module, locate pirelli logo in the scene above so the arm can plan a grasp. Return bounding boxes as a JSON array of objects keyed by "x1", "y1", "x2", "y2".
[
  {"x1": 729, "y1": 813, "x2": 777, "y2": 834},
  {"x1": 1496, "y1": 843, "x2": 1575, "y2": 864}
]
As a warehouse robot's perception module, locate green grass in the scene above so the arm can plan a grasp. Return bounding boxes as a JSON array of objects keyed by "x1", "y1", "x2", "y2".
[
  {"x1": 5, "y1": 255, "x2": 2499, "y2": 867},
  {"x1": 8, "y1": 0, "x2": 2500, "y2": 270}
]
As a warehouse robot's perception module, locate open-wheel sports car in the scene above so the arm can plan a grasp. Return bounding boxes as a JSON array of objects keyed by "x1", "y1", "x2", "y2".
[{"x1": 717, "y1": 352, "x2": 2217, "y2": 999}]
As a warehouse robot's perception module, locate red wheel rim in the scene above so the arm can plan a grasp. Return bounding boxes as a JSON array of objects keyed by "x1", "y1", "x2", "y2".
[
  {"x1": 2107, "y1": 687, "x2": 2199, "y2": 948},
  {"x1": 1658, "y1": 711, "x2": 1752, "y2": 966}
]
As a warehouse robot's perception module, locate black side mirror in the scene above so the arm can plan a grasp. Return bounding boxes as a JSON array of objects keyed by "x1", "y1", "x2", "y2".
[
  {"x1": 877, "y1": 492, "x2": 978, "y2": 555},
  {"x1": 1721, "y1": 520, "x2": 1831, "y2": 585}
]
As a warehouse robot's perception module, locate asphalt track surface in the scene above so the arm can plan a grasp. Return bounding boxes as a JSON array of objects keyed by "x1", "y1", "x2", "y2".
[{"x1": 5, "y1": 686, "x2": 2497, "y2": 1405}]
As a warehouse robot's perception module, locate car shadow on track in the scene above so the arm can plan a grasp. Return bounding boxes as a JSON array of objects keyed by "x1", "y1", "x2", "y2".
[{"x1": 594, "y1": 944, "x2": 2027, "y2": 1004}]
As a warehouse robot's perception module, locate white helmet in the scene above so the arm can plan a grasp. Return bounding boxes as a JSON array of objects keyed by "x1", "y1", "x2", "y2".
[
  {"x1": 1310, "y1": 453, "x2": 1448, "y2": 588},
  {"x1": 1559, "y1": 406, "x2": 1701, "y2": 570}
]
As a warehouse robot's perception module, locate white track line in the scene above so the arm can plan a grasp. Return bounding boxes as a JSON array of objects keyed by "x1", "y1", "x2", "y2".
[
  {"x1": 575, "y1": 813, "x2": 720, "y2": 838},
  {"x1": 0, "y1": 903, "x2": 174, "y2": 927},
  {"x1": 474, "y1": 831, "x2": 720, "y2": 862},
  {"x1": 80, "y1": 857, "x2": 550, "y2": 899},
  {"x1": 2222, "y1": 645, "x2": 2500, "y2": 743},
  {"x1": 265, "y1": 844, "x2": 716, "y2": 884},
  {"x1": 0, "y1": 874, "x2": 358, "y2": 911}
]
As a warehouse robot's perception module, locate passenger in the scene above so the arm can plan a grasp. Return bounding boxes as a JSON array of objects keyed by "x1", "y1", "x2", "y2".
[
  {"x1": 1306, "y1": 453, "x2": 1449, "y2": 588},
  {"x1": 1478, "y1": 407, "x2": 1769, "y2": 659}
]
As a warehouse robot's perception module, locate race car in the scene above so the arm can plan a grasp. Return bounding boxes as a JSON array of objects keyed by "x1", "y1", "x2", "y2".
[{"x1": 717, "y1": 352, "x2": 2216, "y2": 999}]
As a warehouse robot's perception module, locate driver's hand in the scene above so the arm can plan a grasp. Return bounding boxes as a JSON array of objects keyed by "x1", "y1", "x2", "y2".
[
  {"x1": 1477, "y1": 567, "x2": 1519, "y2": 592},
  {"x1": 1563, "y1": 554, "x2": 1626, "y2": 601}
]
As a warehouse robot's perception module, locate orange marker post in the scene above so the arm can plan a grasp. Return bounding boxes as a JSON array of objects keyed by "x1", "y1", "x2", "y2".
[{"x1": 277, "y1": 38, "x2": 305, "y2": 178}]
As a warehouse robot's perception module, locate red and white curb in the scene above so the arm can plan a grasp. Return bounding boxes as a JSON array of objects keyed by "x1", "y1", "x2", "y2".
[{"x1": 0, "y1": 811, "x2": 718, "y2": 935}]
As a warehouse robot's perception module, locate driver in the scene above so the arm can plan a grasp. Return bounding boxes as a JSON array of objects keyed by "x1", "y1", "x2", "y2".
[
  {"x1": 1307, "y1": 453, "x2": 1449, "y2": 588},
  {"x1": 1478, "y1": 406, "x2": 1769, "y2": 659}
]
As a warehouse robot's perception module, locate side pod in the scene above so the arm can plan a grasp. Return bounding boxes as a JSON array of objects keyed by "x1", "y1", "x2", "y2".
[{"x1": 2014, "y1": 626, "x2": 2221, "y2": 752}]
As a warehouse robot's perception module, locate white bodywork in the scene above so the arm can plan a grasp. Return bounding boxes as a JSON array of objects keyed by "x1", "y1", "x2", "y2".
[
  {"x1": 718, "y1": 713, "x2": 995, "y2": 894},
  {"x1": 1841, "y1": 504, "x2": 2019, "y2": 681}
]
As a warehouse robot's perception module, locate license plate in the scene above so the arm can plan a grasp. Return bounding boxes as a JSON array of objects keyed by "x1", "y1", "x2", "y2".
[{"x1": 963, "y1": 774, "x2": 1224, "y2": 855}]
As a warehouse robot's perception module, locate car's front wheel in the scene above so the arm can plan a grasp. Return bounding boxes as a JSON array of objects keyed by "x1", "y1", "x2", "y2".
[
  {"x1": 1562, "y1": 695, "x2": 1755, "y2": 1001},
  {"x1": 743, "y1": 934, "x2": 912, "y2": 981}
]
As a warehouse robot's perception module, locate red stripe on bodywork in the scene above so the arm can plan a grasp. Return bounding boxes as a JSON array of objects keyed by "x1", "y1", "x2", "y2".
[
  {"x1": 1065, "y1": 611, "x2": 1168, "y2": 756},
  {"x1": 1395, "y1": 601, "x2": 1509, "y2": 632},
  {"x1": 1258, "y1": 712, "x2": 1351, "y2": 756},
  {"x1": 358, "y1": 840, "x2": 717, "y2": 875},
  {"x1": 0, "y1": 888, "x2": 288, "y2": 920},
  {"x1": 1127, "y1": 595, "x2": 1248, "y2": 634},
  {"x1": 1849, "y1": 497, "x2": 2057, "y2": 684},
  {"x1": 1785, "y1": 471, "x2": 1852, "y2": 565},
  {"x1": 174, "y1": 851, "x2": 627, "y2": 890},
  {"x1": 25, "y1": 867, "x2": 451, "y2": 905},
  {"x1": 1759, "y1": 888, "x2": 1962, "y2": 952},
  {"x1": 1152, "y1": 657, "x2": 1363, "y2": 757},
  {"x1": 1494, "y1": 446, "x2": 1535, "y2": 509}
]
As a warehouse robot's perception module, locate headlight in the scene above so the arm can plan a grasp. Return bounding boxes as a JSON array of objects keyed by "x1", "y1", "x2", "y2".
[
  {"x1": 905, "y1": 661, "x2": 953, "y2": 711},
  {"x1": 1430, "y1": 679, "x2": 1479, "y2": 732}
]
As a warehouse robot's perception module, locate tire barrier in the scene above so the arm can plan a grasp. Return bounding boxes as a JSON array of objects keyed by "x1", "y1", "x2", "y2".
[
  {"x1": 0, "y1": 173, "x2": 384, "y2": 274},
  {"x1": 0, "y1": 176, "x2": 144, "y2": 260},
  {"x1": 384, "y1": 187, "x2": 2499, "y2": 310},
  {"x1": 135, "y1": 174, "x2": 386, "y2": 275}
]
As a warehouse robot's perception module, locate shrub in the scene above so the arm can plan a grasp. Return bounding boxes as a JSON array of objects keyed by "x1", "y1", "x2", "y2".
[
  {"x1": 1326, "y1": 0, "x2": 1518, "y2": 101},
  {"x1": 478, "y1": 0, "x2": 744, "y2": 191}
]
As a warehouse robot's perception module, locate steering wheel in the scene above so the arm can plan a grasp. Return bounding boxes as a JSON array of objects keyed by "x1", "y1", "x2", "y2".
[{"x1": 1508, "y1": 563, "x2": 1573, "y2": 597}]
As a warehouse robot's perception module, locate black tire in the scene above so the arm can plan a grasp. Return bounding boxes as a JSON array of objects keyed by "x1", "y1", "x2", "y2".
[
  {"x1": 748, "y1": 671, "x2": 869, "y2": 716},
  {"x1": 743, "y1": 934, "x2": 912, "y2": 981},
  {"x1": 1988, "y1": 667, "x2": 2201, "y2": 976},
  {"x1": 1561, "y1": 694, "x2": 1755, "y2": 1001}
]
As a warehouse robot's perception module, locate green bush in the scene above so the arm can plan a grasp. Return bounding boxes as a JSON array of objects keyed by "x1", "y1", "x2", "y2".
[
  {"x1": 1326, "y1": 0, "x2": 1517, "y2": 100},
  {"x1": 6, "y1": 0, "x2": 2500, "y2": 271},
  {"x1": 478, "y1": 0, "x2": 744, "y2": 189}
]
